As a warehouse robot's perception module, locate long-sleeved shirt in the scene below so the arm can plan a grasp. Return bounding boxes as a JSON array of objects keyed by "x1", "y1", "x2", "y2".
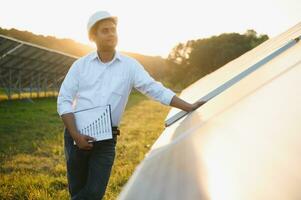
[{"x1": 57, "y1": 51, "x2": 176, "y2": 126}]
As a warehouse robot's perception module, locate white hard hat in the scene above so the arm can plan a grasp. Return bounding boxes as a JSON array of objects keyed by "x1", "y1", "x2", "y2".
[{"x1": 87, "y1": 11, "x2": 117, "y2": 34}]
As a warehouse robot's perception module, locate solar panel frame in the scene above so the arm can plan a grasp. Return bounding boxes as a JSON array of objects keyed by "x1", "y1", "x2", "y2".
[{"x1": 0, "y1": 34, "x2": 78, "y2": 100}]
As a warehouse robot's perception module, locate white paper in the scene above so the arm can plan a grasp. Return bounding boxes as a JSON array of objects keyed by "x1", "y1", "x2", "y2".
[{"x1": 73, "y1": 105, "x2": 113, "y2": 145}]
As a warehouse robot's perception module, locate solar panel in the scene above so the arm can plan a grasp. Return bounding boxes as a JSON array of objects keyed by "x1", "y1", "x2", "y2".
[
  {"x1": 165, "y1": 35, "x2": 301, "y2": 127},
  {"x1": 0, "y1": 34, "x2": 78, "y2": 100},
  {"x1": 118, "y1": 22, "x2": 301, "y2": 200}
]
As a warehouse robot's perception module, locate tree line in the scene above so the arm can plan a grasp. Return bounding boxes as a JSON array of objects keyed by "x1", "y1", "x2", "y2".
[
  {"x1": 0, "y1": 27, "x2": 268, "y2": 90},
  {"x1": 166, "y1": 30, "x2": 268, "y2": 89}
]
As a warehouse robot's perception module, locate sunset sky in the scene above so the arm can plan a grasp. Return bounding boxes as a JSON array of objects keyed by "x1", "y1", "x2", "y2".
[{"x1": 1, "y1": 0, "x2": 300, "y2": 57}]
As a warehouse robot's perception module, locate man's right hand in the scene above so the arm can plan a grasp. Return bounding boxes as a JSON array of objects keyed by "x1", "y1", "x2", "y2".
[{"x1": 74, "y1": 134, "x2": 96, "y2": 150}]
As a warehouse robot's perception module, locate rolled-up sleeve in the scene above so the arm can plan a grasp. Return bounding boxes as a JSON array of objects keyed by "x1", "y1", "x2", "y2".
[
  {"x1": 132, "y1": 60, "x2": 176, "y2": 105},
  {"x1": 57, "y1": 61, "x2": 79, "y2": 116}
]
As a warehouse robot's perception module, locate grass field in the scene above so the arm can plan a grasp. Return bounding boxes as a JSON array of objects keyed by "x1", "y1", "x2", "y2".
[{"x1": 0, "y1": 92, "x2": 170, "y2": 199}]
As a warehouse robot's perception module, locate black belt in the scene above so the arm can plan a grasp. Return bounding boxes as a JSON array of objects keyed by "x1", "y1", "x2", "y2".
[{"x1": 112, "y1": 126, "x2": 120, "y2": 136}]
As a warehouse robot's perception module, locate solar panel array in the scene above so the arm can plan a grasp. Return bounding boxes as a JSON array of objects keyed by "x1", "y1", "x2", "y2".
[
  {"x1": 0, "y1": 34, "x2": 77, "y2": 100},
  {"x1": 118, "y1": 22, "x2": 301, "y2": 200}
]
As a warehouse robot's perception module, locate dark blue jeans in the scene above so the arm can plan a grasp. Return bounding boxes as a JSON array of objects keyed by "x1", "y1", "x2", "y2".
[{"x1": 64, "y1": 128, "x2": 116, "y2": 200}]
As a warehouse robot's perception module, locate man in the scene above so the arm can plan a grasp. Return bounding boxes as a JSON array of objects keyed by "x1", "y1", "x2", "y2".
[{"x1": 57, "y1": 10, "x2": 206, "y2": 200}]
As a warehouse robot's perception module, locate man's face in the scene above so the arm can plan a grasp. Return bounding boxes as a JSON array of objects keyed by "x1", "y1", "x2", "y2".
[{"x1": 93, "y1": 19, "x2": 118, "y2": 51}]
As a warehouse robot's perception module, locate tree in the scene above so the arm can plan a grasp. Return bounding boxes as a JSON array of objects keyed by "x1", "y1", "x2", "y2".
[{"x1": 167, "y1": 31, "x2": 269, "y2": 88}]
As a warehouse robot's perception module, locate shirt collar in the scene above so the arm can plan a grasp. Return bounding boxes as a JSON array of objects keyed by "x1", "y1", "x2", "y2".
[{"x1": 90, "y1": 51, "x2": 122, "y2": 64}]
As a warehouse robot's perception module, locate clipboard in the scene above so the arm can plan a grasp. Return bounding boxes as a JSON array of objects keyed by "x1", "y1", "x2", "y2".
[{"x1": 73, "y1": 105, "x2": 113, "y2": 145}]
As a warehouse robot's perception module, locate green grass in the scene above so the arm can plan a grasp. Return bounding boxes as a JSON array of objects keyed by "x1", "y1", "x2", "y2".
[{"x1": 0, "y1": 92, "x2": 170, "y2": 200}]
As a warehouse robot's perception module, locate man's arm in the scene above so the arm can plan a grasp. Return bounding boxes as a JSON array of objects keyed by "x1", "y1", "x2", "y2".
[
  {"x1": 57, "y1": 62, "x2": 95, "y2": 150},
  {"x1": 169, "y1": 95, "x2": 206, "y2": 112},
  {"x1": 61, "y1": 113, "x2": 78, "y2": 138},
  {"x1": 132, "y1": 60, "x2": 176, "y2": 105},
  {"x1": 132, "y1": 60, "x2": 206, "y2": 112},
  {"x1": 61, "y1": 113, "x2": 95, "y2": 150}
]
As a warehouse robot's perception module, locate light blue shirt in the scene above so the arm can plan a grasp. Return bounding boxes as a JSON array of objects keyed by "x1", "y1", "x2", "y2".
[{"x1": 57, "y1": 51, "x2": 176, "y2": 126}]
